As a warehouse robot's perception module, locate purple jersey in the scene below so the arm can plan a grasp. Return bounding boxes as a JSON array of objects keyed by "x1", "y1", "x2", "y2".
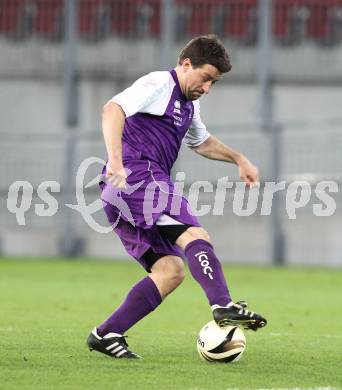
[{"x1": 111, "y1": 69, "x2": 210, "y2": 174}]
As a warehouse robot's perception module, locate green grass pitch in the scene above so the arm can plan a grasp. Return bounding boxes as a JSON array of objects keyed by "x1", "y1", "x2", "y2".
[{"x1": 0, "y1": 258, "x2": 341, "y2": 390}]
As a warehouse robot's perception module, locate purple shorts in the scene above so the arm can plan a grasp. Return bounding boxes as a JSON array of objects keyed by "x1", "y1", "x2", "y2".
[{"x1": 100, "y1": 159, "x2": 200, "y2": 271}]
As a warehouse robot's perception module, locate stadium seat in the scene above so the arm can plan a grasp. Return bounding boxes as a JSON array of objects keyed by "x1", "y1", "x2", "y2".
[
  {"x1": 173, "y1": 0, "x2": 192, "y2": 40},
  {"x1": 307, "y1": 0, "x2": 331, "y2": 44},
  {"x1": 140, "y1": 0, "x2": 160, "y2": 38},
  {"x1": 223, "y1": 0, "x2": 258, "y2": 45},
  {"x1": 108, "y1": 0, "x2": 136, "y2": 37},
  {"x1": 79, "y1": 0, "x2": 110, "y2": 42},
  {"x1": 174, "y1": 0, "x2": 226, "y2": 37},
  {"x1": 210, "y1": 0, "x2": 230, "y2": 37},
  {"x1": 187, "y1": 0, "x2": 219, "y2": 35},
  {"x1": 129, "y1": 0, "x2": 160, "y2": 38},
  {"x1": 328, "y1": 3, "x2": 342, "y2": 45},
  {"x1": 306, "y1": 0, "x2": 342, "y2": 46},
  {"x1": 107, "y1": 0, "x2": 160, "y2": 38},
  {"x1": 273, "y1": 0, "x2": 310, "y2": 46},
  {"x1": 0, "y1": 0, "x2": 34, "y2": 40},
  {"x1": 34, "y1": 0, "x2": 64, "y2": 42}
]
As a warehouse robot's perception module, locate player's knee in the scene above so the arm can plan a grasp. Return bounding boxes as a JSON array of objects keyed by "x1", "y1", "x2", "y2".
[
  {"x1": 176, "y1": 227, "x2": 211, "y2": 249},
  {"x1": 193, "y1": 228, "x2": 211, "y2": 242}
]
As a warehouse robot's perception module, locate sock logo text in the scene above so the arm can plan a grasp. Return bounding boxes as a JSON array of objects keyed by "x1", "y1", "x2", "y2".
[{"x1": 195, "y1": 251, "x2": 214, "y2": 280}]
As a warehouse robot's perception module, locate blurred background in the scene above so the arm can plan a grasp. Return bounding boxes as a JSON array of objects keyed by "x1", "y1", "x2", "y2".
[{"x1": 0, "y1": 0, "x2": 341, "y2": 266}]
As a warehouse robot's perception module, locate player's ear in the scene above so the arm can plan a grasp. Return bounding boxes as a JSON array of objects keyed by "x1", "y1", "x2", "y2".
[{"x1": 182, "y1": 58, "x2": 192, "y2": 72}]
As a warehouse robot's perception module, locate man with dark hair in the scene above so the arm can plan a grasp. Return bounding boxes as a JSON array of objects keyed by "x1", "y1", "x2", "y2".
[
  {"x1": 178, "y1": 34, "x2": 231, "y2": 73},
  {"x1": 87, "y1": 35, "x2": 267, "y2": 359}
]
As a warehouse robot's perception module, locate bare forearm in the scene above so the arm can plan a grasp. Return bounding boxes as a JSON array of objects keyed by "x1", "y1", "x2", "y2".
[
  {"x1": 192, "y1": 135, "x2": 259, "y2": 186},
  {"x1": 102, "y1": 101, "x2": 125, "y2": 163},
  {"x1": 191, "y1": 135, "x2": 241, "y2": 164}
]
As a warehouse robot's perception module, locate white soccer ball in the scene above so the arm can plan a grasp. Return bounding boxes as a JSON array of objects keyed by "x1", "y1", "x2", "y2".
[{"x1": 197, "y1": 321, "x2": 246, "y2": 363}]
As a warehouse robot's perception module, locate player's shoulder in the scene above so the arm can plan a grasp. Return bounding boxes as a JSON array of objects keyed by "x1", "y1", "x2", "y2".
[
  {"x1": 135, "y1": 71, "x2": 174, "y2": 89},
  {"x1": 146, "y1": 70, "x2": 173, "y2": 83}
]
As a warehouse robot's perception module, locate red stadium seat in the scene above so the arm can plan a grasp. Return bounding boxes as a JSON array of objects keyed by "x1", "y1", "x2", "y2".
[
  {"x1": 223, "y1": 0, "x2": 258, "y2": 45},
  {"x1": 225, "y1": 0, "x2": 257, "y2": 37},
  {"x1": 107, "y1": 0, "x2": 161, "y2": 38},
  {"x1": 79, "y1": 0, "x2": 111, "y2": 41},
  {"x1": 79, "y1": 0, "x2": 102, "y2": 36},
  {"x1": 273, "y1": 0, "x2": 310, "y2": 45},
  {"x1": 34, "y1": 0, "x2": 64, "y2": 41},
  {"x1": 174, "y1": 0, "x2": 225, "y2": 36},
  {"x1": 306, "y1": 0, "x2": 342, "y2": 44},
  {"x1": 139, "y1": 0, "x2": 160, "y2": 37},
  {"x1": 328, "y1": 1, "x2": 342, "y2": 45},
  {"x1": 173, "y1": 0, "x2": 192, "y2": 39},
  {"x1": 108, "y1": 0, "x2": 136, "y2": 37},
  {"x1": 0, "y1": 0, "x2": 30, "y2": 39},
  {"x1": 274, "y1": 0, "x2": 296, "y2": 41},
  {"x1": 307, "y1": 0, "x2": 331, "y2": 42}
]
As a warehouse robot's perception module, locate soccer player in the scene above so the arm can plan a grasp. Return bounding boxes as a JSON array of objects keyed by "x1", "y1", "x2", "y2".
[{"x1": 87, "y1": 35, "x2": 267, "y2": 359}]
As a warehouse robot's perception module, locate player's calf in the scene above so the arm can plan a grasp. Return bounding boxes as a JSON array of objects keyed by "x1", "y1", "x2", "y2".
[{"x1": 149, "y1": 255, "x2": 185, "y2": 299}]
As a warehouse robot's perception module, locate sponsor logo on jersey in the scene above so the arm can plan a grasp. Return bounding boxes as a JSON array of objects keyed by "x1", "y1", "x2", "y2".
[{"x1": 173, "y1": 100, "x2": 183, "y2": 126}]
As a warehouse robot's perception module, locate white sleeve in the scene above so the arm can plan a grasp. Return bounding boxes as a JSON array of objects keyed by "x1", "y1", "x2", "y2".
[
  {"x1": 183, "y1": 100, "x2": 210, "y2": 147},
  {"x1": 109, "y1": 71, "x2": 174, "y2": 117}
]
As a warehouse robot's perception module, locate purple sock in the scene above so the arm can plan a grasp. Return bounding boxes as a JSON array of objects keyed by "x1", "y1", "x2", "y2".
[
  {"x1": 184, "y1": 239, "x2": 232, "y2": 307},
  {"x1": 97, "y1": 276, "x2": 162, "y2": 336}
]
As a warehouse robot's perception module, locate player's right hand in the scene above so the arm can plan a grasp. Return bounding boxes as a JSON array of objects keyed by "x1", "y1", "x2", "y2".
[{"x1": 105, "y1": 160, "x2": 127, "y2": 189}]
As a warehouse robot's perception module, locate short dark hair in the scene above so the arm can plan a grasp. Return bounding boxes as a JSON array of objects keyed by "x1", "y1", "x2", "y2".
[{"x1": 178, "y1": 34, "x2": 231, "y2": 73}]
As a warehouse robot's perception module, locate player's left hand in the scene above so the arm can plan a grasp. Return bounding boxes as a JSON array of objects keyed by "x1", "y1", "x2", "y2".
[{"x1": 236, "y1": 155, "x2": 260, "y2": 188}]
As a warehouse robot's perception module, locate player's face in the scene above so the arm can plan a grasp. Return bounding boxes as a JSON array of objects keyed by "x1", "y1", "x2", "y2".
[{"x1": 181, "y1": 60, "x2": 221, "y2": 100}]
